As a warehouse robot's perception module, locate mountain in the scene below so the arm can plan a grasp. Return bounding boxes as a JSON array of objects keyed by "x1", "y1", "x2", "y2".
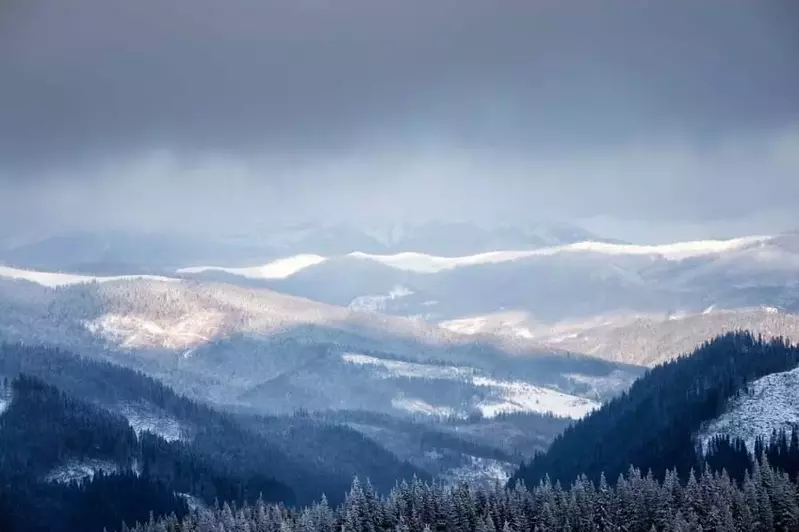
[
  {"x1": 180, "y1": 234, "x2": 799, "y2": 321},
  {"x1": 509, "y1": 332, "x2": 799, "y2": 489},
  {"x1": 176, "y1": 232, "x2": 799, "y2": 367},
  {"x1": 0, "y1": 271, "x2": 637, "y2": 489},
  {"x1": 0, "y1": 231, "x2": 269, "y2": 275},
  {"x1": 0, "y1": 220, "x2": 609, "y2": 274},
  {"x1": 0, "y1": 343, "x2": 425, "y2": 507},
  {"x1": 441, "y1": 307, "x2": 799, "y2": 367},
  {"x1": 0, "y1": 273, "x2": 637, "y2": 415}
]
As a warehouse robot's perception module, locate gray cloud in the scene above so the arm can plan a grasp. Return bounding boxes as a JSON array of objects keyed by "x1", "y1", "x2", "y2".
[{"x1": 1, "y1": 0, "x2": 798, "y2": 238}]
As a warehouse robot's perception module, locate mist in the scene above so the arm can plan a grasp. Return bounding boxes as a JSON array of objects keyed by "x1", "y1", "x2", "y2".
[{"x1": 1, "y1": 0, "x2": 798, "y2": 242}]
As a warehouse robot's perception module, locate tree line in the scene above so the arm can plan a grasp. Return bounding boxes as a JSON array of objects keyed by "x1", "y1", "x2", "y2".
[{"x1": 124, "y1": 456, "x2": 799, "y2": 532}]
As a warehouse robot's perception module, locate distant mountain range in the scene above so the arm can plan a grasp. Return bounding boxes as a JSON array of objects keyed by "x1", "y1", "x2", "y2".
[
  {"x1": 0, "y1": 220, "x2": 614, "y2": 273},
  {"x1": 2, "y1": 224, "x2": 798, "y2": 372},
  {"x1": 172, "y1": 231, "x2": 799, "y2": 366}
]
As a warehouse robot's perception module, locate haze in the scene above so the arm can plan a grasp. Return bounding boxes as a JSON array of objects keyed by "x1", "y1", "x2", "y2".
[{"x1": 1, "y1": 0, "x2": 798, "y2": 242}]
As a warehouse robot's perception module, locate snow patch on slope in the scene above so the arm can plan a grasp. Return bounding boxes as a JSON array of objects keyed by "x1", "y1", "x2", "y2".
[
  {"x1": 439, "y1": 312, "x2": 534, "y2": 338},
  {"x1": 342, "y1": 353, "x2": 598, "y2": 419},
  {"x1": 0, "y1": 265, "x2": 177, "y2": 288},
  {"x1": 0, "y1": 380, "x2": 11, "y2": 416},
  {"x1": 391, "y1": 397, "x2": 455, "y2": 417},
  {"x1": 177, "y1": 254, "x2": 328, "y2": 280},
  {"x1": 117, "y1": 403, "x2": 188, "y2": 442},
  {"x1": 85, "y1": 312, "x2": 223, "y2": 349},
  {"x1": 348, "y1": 285, "x2": 414, "y2": 313},
  {"x1": 473, "y1": 377, "x2": 598, "y2": 419},
  {"x1": 44, "y1": 459, "x2": 119, "y2": 484},
  {"x1": 342, "y1": 353, "x2": 476, "y2": 380},
  {"x1": 697, "y1": 365, "x2": 799, "y2": 454}
]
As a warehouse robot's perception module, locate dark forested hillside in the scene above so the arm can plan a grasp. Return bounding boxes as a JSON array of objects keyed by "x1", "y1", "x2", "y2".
[
  {"x1": 0, "y1": 343, "x2": 427, "y2": 507},
  {"x1": 0, "y1": 376, "x2": 193, "y2": 532},
  {"x1": 510, "y1": 332, "x2": 799, "y2": 489}
]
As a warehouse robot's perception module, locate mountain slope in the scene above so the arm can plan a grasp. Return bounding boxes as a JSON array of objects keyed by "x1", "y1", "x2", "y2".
[
  {"x1": 509, "y1": 332, "x2": 799, "y2": 488},
  {"x1": 0, "y1": 275, "x2": 639, "y2": 418},
  {"x1": 697, "y1": 364, "x2": 799, "y2": 454},
  {"x1": 442, "y1": 307, "x2": 799, "y2": 367},
  {"x1": 0, "y1": 343, "x2": 425, "y2": 505}
]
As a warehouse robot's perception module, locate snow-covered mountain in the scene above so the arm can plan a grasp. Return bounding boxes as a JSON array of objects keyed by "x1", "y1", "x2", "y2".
[
  {"x1": 179, "y1": 232, "x2": 799, "y2": 321},
  {"x1": 0, "y1": 220, "x2": 610, "y2": 274},
  {"x1": 168, "y1": 231, "x2": 799, "y2": 368},
  {"x1": 179, "y1": 235, "x2": 767, "y2": 279},
  {"x1": 0, "y1": 274, "x2": 636, "y2": 419},
  {"x1": 6, "y1": 229, "x2": 798, "y2": 370}
]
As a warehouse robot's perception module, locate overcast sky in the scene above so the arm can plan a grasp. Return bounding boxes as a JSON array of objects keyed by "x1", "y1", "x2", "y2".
[{"x1": 1, "y1": 0, "x2": 798, "y2": 242}]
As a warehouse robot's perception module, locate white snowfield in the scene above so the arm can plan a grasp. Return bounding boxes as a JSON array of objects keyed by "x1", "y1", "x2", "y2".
[
  {"x1": 350, "y1": 236, "x2": 771, "y2": 272},
  {"x1": 176, "y1": 235, "x2": 771, "y2": 278},
  {"x1": 0, "y1": 265, "x2": 177, "y2": 288},
  {"x1": 177, "y1": 253, "x2": 327, "y2": 280},
  {"x1": 342, "y1": 352, "x2": 598, "y2": 419},
  {"x1": 697, "y1": 365, "x2": 799, "y2": 454}
]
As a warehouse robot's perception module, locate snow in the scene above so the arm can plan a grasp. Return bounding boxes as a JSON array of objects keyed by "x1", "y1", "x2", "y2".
[
  {"x1": 342, "y1": 352, "x2": 597, "y2": 419},
  {"x1": 438, "y1": 313, "x2": 532, "y2": 338},
  {"x1": 177, "y1": 492, "x2": 207, "y2": 512},
  {"x1": 177, "y1": 254, "x2": 327, "y2": 280},
  {"x1": 440, "y1": 456, "x2": 515, "y2": 488},
  {"x1": 342, "y1": 353, "x2": 476, "y2": 380},
  {"x1": 439, "y1": 316, "x2": 492, "y2": 335},
  {"x1": 172, "y1": 235, "x2": 771, "y2": 279},
  {"x1": 117, "y1": 403, "x2": 188, "y2": 442},
  {"x1": 348, "y1": 285, "x2": 414, "y2": 312},
  {"x1": 697, "y1": 365, "x2": 799, "y2": 454},
  {"x1": 0, "y1": 398, "x2": 8, "y2": 416},
  {"x1": 565, "y1": 370, "x2": 635, "y2": 399},
  {"x1": 0, "y1": 265, "x2": 177, "y2": 288},
  {"x1": 472, "y1": 377, "x2": 598, "y2": 419},
  {"x1": 391, "y1": 397, "x2": 455, "y2": 417},
  {"x1": 348, "y1": 250, "x2": 537, "y2": 273},
  {"x1": 347, "y1": 236, "x2": 770, "y2": 273},
  {"x1": 44, "y1": 459, "x2": 119, "y2": 484},
  {"x1": 85, "y1": 312, "x2": 221, "y2": 349}
]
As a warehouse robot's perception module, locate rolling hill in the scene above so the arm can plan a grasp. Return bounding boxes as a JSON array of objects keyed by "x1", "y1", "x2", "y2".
[{"x1": 0, "y1": 273, "x2": 637, "y2": 420}]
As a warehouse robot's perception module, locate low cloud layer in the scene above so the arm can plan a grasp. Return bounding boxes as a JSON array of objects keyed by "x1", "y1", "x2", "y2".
[{"x1": 1, "y1": 0, "x2": 798, "y2": 239}]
